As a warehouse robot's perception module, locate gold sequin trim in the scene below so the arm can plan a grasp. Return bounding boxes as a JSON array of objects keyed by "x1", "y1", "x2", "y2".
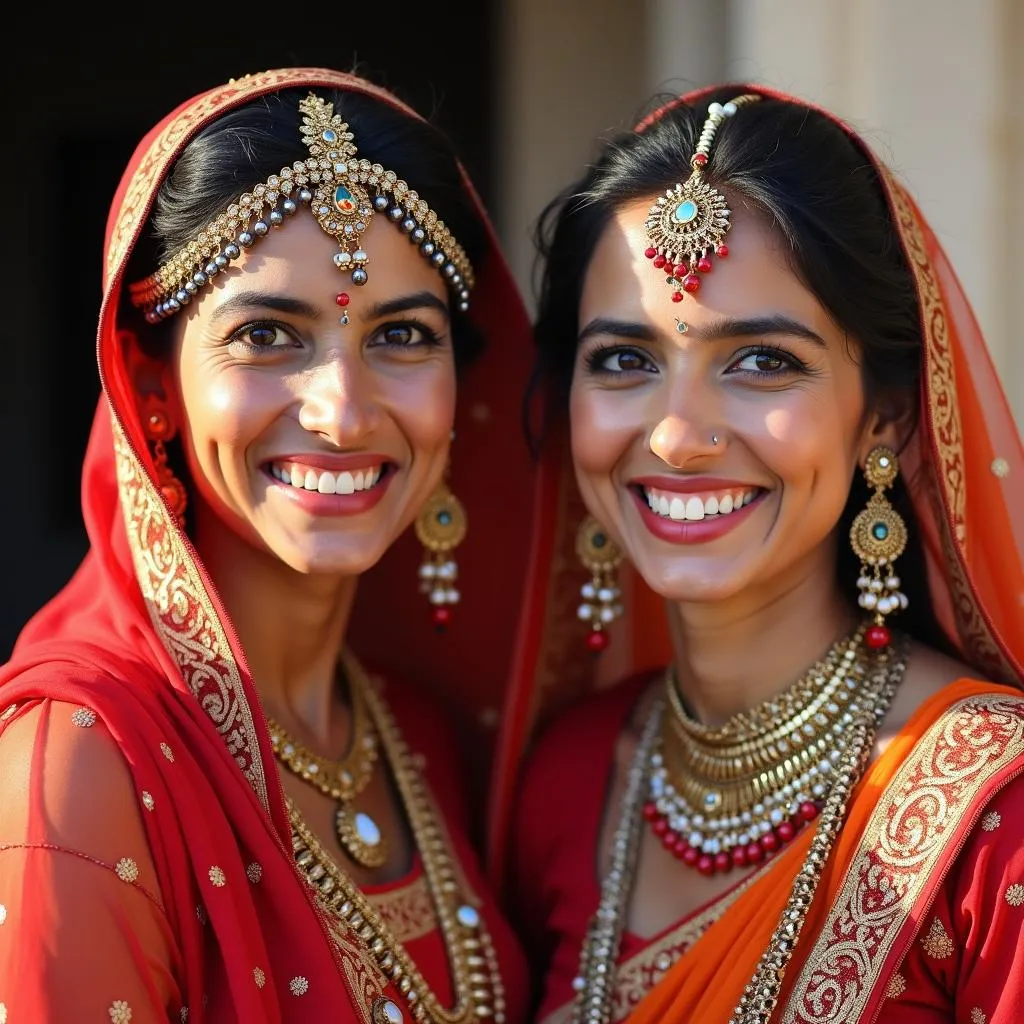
[
  {"x1": 1005, "y1": 883, "x2": 1024, "y2": 907},
  {"x1": 981, "y1": 810, "x2": 1001, "y2": 831},
  {"x1": 289, "y1": 976, "x2": 309, "y2": 996},
  {"x1": 115, "y1": 858, "x2": 139, "y2": 883},
  {"x1": 209, "y1": 866, "x2": 226, "y2": 887},
  {"x1": 160, "y1": 742, "x2": 174, "y2": 762},
  {"x1": 254, "y1": 967, "x2": 266, "y2": 988},
  {"x1": 246, "y1": 862, "x2": 263, "y2": 883},
  {"x1": 141, "y1": 791, "x2": 155, "y2": 811},
  {"x1": 991, "y1": 457, "x2": 1009, "y2": 479},
  {"x1": 109, "y1": 1000, "x2": 133, "y2": 1023},
  {"x1": 71, "y1": 707, "x2": 97, "y2": 728},
  {"x1": 970, "y1": 1009, "x2": 986, "y2": 1024},
  {"x1": 921, "y1": 916, "x2": 955, "y2": 959},
  {"x1": 885, "y1": 972, "x2": 906, "y2": 999},
  {"x1": 0, "y1": 903, "x2": 7, "y2": 925}
]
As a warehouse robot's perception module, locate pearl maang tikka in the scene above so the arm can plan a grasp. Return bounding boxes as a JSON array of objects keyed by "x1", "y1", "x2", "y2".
[
  {"x1": 643, "y1": 94, "x2": 761, "y2": 316},
  {"x1": 129, "y1": 93, "x2": 474, "y2": 321}
]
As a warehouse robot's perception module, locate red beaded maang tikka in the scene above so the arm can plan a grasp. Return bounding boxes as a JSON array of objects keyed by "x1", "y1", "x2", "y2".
[{"x1": 643, "y1": 94, "x2": 761, "y2": 325}]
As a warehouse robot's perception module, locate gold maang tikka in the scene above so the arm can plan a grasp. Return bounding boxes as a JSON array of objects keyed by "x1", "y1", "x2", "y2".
[
  {"x1": 129, "y1": 93, "x2": 474, "y2": 322},
  {"x1": 643, "y1": 94, "x2": 761, "y2": 318}
]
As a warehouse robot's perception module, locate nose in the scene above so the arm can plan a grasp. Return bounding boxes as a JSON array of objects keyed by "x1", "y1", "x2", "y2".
[
  {"x1": 648, "y1": 386, "x2": 722, "y2": 468},
  {"x1": 297, "y1": 350, "x2": 380, "y2": 447}
]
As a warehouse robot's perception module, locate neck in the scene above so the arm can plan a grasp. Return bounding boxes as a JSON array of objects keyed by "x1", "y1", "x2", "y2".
[
  {"x1": 666, "y1": 553, "x2": 857, "y2": 727},
  {"x1": 193, "y1": 504, "x2": 357, "y2": 746}
]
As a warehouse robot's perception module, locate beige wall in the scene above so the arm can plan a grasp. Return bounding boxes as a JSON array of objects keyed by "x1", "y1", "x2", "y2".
[{"x1": 496, "y1": 0, "x2": 1024, "y2": 427}]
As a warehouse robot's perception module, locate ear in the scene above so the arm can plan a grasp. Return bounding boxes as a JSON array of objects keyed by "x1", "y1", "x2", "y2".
[
  {"x1": 856, "y1": 388, "x2": 917, "y2": 467},
  {"x1": 121, "y1": 329, "x2": 180, "y2": 420}
]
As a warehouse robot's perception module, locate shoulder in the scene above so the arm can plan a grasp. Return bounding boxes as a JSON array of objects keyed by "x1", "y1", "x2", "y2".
[{"x1": 0, "y1": 696, "x2": 150, "y2": 845}]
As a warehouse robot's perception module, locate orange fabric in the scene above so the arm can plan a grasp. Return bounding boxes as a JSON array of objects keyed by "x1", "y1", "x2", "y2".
[
  {"x1": 0, "y1": 68, "x2": 537, "y2": 1022},
  {"x1": 624, "y1": 678, "x2": 1020, "y2": 1024}
]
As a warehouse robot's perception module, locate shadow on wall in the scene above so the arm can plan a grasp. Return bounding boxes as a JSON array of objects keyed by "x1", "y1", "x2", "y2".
[{"x1": 0, "y1": 22, "x2": 495, "y2": 660}]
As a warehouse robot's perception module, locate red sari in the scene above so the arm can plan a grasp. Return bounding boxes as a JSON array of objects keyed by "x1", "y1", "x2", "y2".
[
  {"x1": 0, "y1": 68, "x2": 537, "y2": 1023},
  {"x1": 492, "y1": 84, "x2": 1024, "y2": 1024}
]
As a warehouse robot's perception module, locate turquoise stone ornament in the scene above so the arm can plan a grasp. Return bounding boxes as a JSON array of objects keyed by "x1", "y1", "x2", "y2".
[
  {"x1": 672, "y1": 199, "x2": 698, "y2": 223},
  {"x1": 322, "y1": 128, "x2": 337, "y2": 144},
  {"x1": 333, "y1": 185, "x2": 357, "y2": 216}
]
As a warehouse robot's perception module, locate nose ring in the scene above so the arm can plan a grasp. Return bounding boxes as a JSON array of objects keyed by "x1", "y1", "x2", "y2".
[{"x1": 712, "y1": 434, "x2": 719, "y2": 446}]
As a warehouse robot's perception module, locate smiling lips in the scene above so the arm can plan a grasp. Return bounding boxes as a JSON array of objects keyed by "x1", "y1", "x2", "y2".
[
  {"x1": 643, "y1": 485, "x2": 759, "y2": 521},
  {"x1": 632, "y1": 481, "x2": 766, "y2": 543},
  {"x1": 265, "y1": 458, "x2": 391, "y2": 516},
  {"x1": 269, "y1": 460, "x2": 384, "y2": 495}
]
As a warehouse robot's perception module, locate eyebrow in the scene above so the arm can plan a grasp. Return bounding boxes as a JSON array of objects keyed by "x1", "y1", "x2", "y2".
[
  {"x1": 577, "y1": 313, "x2": 826, "y2": 347},
  {"x1": 208, "y1": 289, "x2": 450, "y2": 327}
]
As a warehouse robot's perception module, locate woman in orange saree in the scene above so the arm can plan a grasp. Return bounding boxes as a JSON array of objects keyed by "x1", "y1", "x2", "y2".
[
  {"x1": 493, "y1": 85, "x2": 1024, "y2": 1024},
  {"x1": 0, "y1": 68, "x2": 538, "y2": 1023}
]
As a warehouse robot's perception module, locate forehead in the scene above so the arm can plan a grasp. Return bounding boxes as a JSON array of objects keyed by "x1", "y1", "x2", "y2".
[
  {"x1": 581, "y1": 198, "x2": 832, "y2": 333},
  {"x1": 184, "y1": 211, "x2": 448, "y2": 314}
]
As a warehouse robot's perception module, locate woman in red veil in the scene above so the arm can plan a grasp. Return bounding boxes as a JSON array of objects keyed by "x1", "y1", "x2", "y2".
[
  {"x1": 0, "y1": 68, "x2": 537, "y2": 1023},
  {"x1": 494, "y1": 85, "x2": 1024, "y2": 1023}
]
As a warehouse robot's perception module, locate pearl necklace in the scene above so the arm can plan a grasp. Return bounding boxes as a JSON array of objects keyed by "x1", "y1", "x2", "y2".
[
  {"x1": 569, "y1": 629, "x2": 908, "y2": 1024},
  {"x1": 645, "y1": 627, "x2": 868, "y2": 874}
]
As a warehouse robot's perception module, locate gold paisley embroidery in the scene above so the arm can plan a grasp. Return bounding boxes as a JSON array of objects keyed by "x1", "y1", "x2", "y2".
[
  {"x1": 885, "y1": 973, "x2": 906, "y2": 999},
  {"x1": 141, "y1": 791, "x2": 155, "y2": 811},
  {"x1": 325, "y1": 914, "x2": 389, "y2": 1024},
  {"x1": 1005, "y1": 883, "x2": 1024, "y2": 907},
  {"x1": 113, "y1": 422, "x2": 268, "y2": 810},
  {"x1": 921, "y1": 916, "x2": 955, "y2": 959},
  {"x1": 781, "y1": 695, "x2": 1024, "y2": 1024},
  {"x1": 981, "y1": 810, "x2": 1001, "y2": 831},
  {"x1": 208, "y1": 866, "x2": 226, "y2": 887},
  {"x1": 247, "y1": 862, "x2": 263, "y2": 883},
  {"x1": 253, "y1": 967, "x2": 266, "y2": 988}
]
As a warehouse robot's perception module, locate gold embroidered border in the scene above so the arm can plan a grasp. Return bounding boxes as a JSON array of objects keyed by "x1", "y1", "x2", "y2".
[
  {"x1": 366, "y1": 874, "x2": 438, "y2": 944},
  {"x1": 113, "y1": 418, "x2": 268, "y2": 810},
  {"x1": 781, "y1": 694, "x2": 1024, "y2": 1024}
]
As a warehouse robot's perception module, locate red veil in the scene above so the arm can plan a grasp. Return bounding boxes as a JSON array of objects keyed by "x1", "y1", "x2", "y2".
[
  {"x1": 488, "y1": 83, "x2": 1024, "y2": 883},
  {"x1": 0, "y1": 68, "x2": 537, "y2": 1020}
]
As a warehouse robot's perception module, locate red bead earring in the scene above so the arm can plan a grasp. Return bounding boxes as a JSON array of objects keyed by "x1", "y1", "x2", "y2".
[{"x1": 142, "y1": 399, "x2": 188, "y2": 521}]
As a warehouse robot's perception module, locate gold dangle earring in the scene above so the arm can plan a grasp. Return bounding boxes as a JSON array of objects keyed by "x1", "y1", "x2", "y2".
[
  {"x1": 850, "y1": 445, "x2": 908, "y2": 649},
  {"x1": 142, "y1": 398, "x2": 188, "y2": 524},
  {"x1": 415, "y1": 464, "x2": 467, "y2": 632},
  {"x1": 576, "y1": 516, "x2": 623, "y2": 653}
]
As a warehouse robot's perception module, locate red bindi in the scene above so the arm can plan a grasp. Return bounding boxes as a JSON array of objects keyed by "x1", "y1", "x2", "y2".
[{"x1": 336, "y1": 293, "x2": 350, "y2": 306}]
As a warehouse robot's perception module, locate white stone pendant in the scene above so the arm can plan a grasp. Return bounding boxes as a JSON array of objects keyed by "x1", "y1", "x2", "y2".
[{"x1": 335, "y1": 804, "x2": 388, "y2": 869}]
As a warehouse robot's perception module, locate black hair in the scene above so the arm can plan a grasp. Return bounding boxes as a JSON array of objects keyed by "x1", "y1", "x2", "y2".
[
  {"x1": 124, "y1": 85, "x2": 487, "y2": 368},
  {"x1": 530, "y1": 86, "x2": 954, "y2": 654}
]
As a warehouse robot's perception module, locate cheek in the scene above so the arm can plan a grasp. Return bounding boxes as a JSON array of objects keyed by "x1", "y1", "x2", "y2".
[
  {"x1": 177, "y1": 369, "x2": 281, "y2": 450},
  {"x1": 394, "y1": 366, "x2": 457, "y2": 443},
  {"x1": 569, "y1": 385, "x2": 639, "y2": 473}
]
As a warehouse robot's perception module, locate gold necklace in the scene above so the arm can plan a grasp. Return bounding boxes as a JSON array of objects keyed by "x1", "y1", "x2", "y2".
[
  {"x1": 570, "y1": 628, "x2": 908, "y2": 1024},
  {"x1": 266, "y1": 670, "x2": 386, "y2": 869},
  {"x1": 645, "y1": 627, "x2": 867, "y2": 874},
  {"x1": 288, "y1": 652, "x2": 506, "y2": 1024}
]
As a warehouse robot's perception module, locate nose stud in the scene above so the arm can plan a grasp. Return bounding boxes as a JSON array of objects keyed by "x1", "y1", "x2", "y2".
[{"x1": 712, "y1": 434, "x2": 719, "y2": 446}]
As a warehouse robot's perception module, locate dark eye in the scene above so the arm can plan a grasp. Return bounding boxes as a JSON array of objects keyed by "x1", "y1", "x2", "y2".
[
  {"x1": 732, "y1": 350, "x2": 790, "y2": 374},
  {"x1": 372, "y1": 321, "x2": 442, "y2": 349},
  {"x1": 588, "y1": 347, "x2": 655, "y2": 374},
  {"x1": 231, "y1": 322, "x2": 293, "y2": 349}
]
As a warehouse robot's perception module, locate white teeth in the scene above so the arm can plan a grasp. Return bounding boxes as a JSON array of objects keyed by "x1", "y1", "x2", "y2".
[
  {"x1": 271, "y1": 462, "x2": 384, "y2": 494},
  {"x1": 643, "y1": 486, "x2": 756, "y2": 521}
]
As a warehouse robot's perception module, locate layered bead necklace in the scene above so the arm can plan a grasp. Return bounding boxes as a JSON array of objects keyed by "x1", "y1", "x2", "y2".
[
  {"x1": 275, "y1": 654, "x2": 506, "y2": 1024},
  {"x1": 570, "y1": 626, "x2": 909, "y2": 1024},
  {"x1": 644, "y1": 627, "x2": 865, "y2": 875}
]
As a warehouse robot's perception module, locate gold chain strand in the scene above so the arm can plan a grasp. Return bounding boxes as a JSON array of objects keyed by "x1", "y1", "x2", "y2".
[
  {"x1": 572, "y1": 629, "x2": 908, "y2": 1023},
  {"x1": 727, "y1": 634, "x2": 909, "y2": 1023},
  {"x1": 287, "y1": 654, "x2": 505, "y2": 1024}
]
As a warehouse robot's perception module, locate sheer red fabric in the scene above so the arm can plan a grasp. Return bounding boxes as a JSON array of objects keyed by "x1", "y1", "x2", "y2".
[{"x1": 0, "y1": 68, "x2": 537, "y2": 1023}]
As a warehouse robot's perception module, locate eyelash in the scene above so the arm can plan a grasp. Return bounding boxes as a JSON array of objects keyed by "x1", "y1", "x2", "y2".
[
  {"x1": 226, "y1": 318, "x2": 445, "y2": 354},
  {"x1": 582, "y1": 343, "x2": 814, "y2": 379}
]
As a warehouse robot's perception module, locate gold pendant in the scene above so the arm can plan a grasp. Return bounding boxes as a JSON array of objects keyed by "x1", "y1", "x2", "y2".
[{"x1": 335, "y1": 803, "x2": 388, "y2": 869}]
